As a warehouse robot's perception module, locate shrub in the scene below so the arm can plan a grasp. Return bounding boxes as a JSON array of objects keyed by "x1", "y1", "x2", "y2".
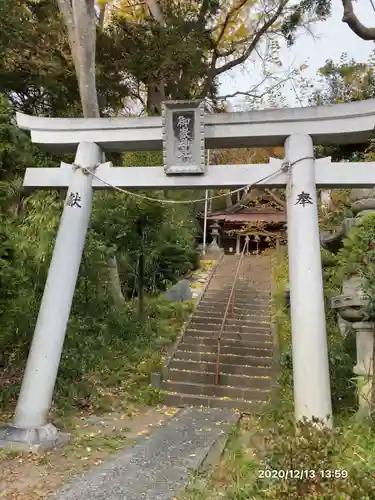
[{"x1": 249, "y1": 417, "x2": 375, "y2": 499}]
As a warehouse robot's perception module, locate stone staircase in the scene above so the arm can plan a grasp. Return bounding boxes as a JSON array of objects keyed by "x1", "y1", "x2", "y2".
[{"x1": 162, "y1": 254, "x2": 275, "y2": 412}]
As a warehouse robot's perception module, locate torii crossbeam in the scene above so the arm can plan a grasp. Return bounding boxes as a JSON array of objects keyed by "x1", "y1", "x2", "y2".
[{"x1": 2, "y1": 99, "x2": 375, "y2": 450}]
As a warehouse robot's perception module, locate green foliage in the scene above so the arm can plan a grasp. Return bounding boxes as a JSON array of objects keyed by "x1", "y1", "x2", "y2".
[
  {"x1": 0, "y1": 0, "x2": 335, "y2": 117},
  {"x1": 90, "y1": 189, "x2": 199, "y2": 297},
  {"x1": 311, "y1": 52, "x2": 375, "y2": 161},
  {"x1": 282, "y1": 0, "x2": 331, "y2": 46},
  {"x1": 0, "y1": 0, "x2": 129, "y2": 116},
  {"x1": 106, "y1": 3, "x2": 214, "y2": 100},
  {"x1": 312, "y1": 53, "x2": 375, "y2": 106},
  {"x1": 318, "y1": 189, "x2": 352, "y2": 231},
  {"x1": 327, "y1": 213, "x2": 375, "y2": 320},
  {"x1": 53, "y1": 297, "x2": 194, "y2": 415}
]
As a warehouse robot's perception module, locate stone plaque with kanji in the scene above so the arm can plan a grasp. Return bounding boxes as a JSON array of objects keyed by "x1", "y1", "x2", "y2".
[{"x1": 162, "y1": 100, "x2": 205, "y2": 174}]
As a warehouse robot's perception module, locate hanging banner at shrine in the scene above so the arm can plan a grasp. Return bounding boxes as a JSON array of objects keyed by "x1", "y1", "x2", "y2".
[{"x1": 162, "y1": 100, "x2": 205, "y2": 175}]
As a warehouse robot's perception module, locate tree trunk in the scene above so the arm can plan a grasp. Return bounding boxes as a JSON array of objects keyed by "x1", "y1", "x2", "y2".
[
  {"x1": 58, "y1": 0, "x2": 99, "y2": 117},
  {"x1": 146, "y1": 81, "x2": 166, "y2": 115},
  {"x1": 144, "y1": 1, "x2": 166, "y2": 116},
  {"x1": 57, "y1": 0, "x2": 125, "y2": 309},
  {"x1": 137, "y1": 220, "x2": 145, "y2": 319},
  {"x1": 108, "y1": 254, "x2": 125, "y2": 310}
]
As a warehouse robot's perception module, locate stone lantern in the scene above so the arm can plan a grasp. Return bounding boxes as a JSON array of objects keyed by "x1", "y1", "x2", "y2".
[
  {"x1": 254, "y1": 235, "x2": 260, "y2": 254},
  {"x1": 331, "y1": 279, "x2": 374, "y2": 419},
  {"x1": 209, "y1": 221, "x2": 220, "y2": 250},
  {"x1": 327, "y1": 188, "x2": 375, "y2": 418},
  {"x1": 245, "y1": 235, "x2": 250, "y2": 254}
]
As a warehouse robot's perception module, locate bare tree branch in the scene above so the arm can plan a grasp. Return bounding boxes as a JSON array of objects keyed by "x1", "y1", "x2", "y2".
[
  {"x1": 216, "y1": 74, "x2": 296, "y2": 101},
  {"x1": 342, "y1": 0, "x2": 375, "y2": 40},
  {"x1": 213, "y1": 0, "x2": 288, "y2": 77}
]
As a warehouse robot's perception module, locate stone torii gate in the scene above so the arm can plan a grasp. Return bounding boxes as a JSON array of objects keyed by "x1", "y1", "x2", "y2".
[{"x1": 2, "y1": 99, "x2": 375, "y2": 450}]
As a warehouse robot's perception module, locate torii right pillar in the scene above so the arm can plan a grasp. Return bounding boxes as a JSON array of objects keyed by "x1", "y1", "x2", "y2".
[{"x1": 285, "y1": 134, "x2": 333, "y2": 428}]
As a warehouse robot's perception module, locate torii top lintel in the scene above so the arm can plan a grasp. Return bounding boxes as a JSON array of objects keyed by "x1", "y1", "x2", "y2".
[{"x1": 16, "y1": 98, "x2": 375, "y2": 153}]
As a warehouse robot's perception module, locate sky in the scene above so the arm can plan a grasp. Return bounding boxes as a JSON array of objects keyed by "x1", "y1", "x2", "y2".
[{"x1": 219, "y1": 0, "x2": 375, "y2": 109}]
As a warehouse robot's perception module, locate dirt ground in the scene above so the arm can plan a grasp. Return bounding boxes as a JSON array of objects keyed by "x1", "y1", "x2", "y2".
[{"x1": 0, "y1": 405, "x2": 178, "y2": 500}]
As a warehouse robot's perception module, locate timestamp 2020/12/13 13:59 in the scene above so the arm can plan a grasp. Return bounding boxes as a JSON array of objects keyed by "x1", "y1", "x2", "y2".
[{"x1": 258, "y1": 469, "x2": 349, "y2": 480}]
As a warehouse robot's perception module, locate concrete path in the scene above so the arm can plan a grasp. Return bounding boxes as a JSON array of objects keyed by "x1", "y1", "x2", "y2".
[{"x1": 50, "y1": 407, "x2": 239, "y2": 500}]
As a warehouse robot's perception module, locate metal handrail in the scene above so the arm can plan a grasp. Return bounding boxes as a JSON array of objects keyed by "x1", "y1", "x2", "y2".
[{"x1": 215, "y1": 239, "x2": 249, "y2": 385}]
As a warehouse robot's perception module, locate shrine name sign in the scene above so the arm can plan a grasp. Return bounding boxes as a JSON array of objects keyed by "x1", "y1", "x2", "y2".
[{"x1": 162, "y1": 100, "x2": 205, "y2": 175}]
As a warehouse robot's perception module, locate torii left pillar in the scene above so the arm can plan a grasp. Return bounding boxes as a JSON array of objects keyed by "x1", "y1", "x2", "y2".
[{"x1": 0, "y1": 142, "x2": 102, "y2": 450}]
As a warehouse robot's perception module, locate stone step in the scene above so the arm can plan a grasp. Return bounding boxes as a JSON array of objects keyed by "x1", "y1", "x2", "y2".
[
  {"x1": 194, "y1": 313, "x2": 271, "y2": 323},
  {"x1": 194, "y1": 307, "x2": 270, "y2": 316},
  {"x1": 204, "y1": 294, "x2": 270, "y2": 301},
  {"x1": 196, "y1": 304, "x2": 270, "y2": 315},
  {"x1": 226, "y1": 316, "x2": 270, "y2": 328},
  {"x1": 200, "y1": 295, "x2": 271, "y2": 309},
  {"x1": 203, "y1": 282, "x2": 269, "y2": 290},
  {"x1": 191, "y1": 316, "x2": 270, "y2": 328},
  {"x1": 211, "y1": 282, "x2": 270, "y2": 288},
  {"x1": 226, "y1": 326, "x2": 271, "y2": 335},
  {"x1": 163, "y1": 392, "x2": 267, "y2": 413},
  {"x1": 188, "y1": 322, "x2": 270, "y2": 334},
  {"x1": 198, "y1": 301, "x2": 270, "y2": 311},
  {"x1": 167, "y1": 368, "x2": 272, "y2": 387},
  {"x1": 159, "y1": 254, "x2": 275, "y2": 413},
  {"x1": 184, "y1": 330, "x2": 272, "y2": 342},
  {"x1": 168, "y1": 359, "x2": 273, "y2": 375},
  {"x1": 192, "y1": 311, "x2": 271, "y2": 326},
  {"x1": 178, "y1": 340, "x2": 273, "y2": 355},
  {"x1": 201, "y1": 299, "x2": 269, "y2": 309},
  {"x1": 207, "y1": 283, "x2": 270, "y2": 290},
  {"x1": 191, "y1": 315, "x2": 270, "y2": 326},
  {"x1": 162, "y1": 380, "x2": 271, "y2": 401},
  {"x1": 174, "y1": 350, "x2": 272, "y2": 365},
  {"x1": 201, "y1": 294, "x2": 271, "y2": 308},
  {"x1": 201, "y1": 291, "x2": 269, "y2": 299},
  {"x1": 209, "y1": 285, "x2": 271, "y2": 295},
  {"x1": 215, "y1": 270, "x2": 270, "y2": 274}
]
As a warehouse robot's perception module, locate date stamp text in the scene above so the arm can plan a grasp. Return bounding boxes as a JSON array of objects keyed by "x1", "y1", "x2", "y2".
[{"x1": 258, "y1": 469, "x2": 348, "y2": 480}]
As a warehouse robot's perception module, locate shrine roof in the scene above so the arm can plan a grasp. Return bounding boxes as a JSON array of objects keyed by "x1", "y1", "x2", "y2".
[{"x1": 203, "y1": 208, "x2": 286, "y2": 223}]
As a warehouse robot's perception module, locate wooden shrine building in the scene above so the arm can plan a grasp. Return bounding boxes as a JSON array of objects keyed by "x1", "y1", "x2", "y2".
[{"x1": 198, "y1": 189, "x2": 286, "y2": 254}]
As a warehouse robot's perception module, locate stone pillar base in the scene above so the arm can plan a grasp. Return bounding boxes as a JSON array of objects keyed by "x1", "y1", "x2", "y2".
[
  {"x1": 0, "y1": 422, "x2": 70, "y2": 452},
  {"x1": 352, "y1": 321, "x2": 374, "y2": 419}
]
